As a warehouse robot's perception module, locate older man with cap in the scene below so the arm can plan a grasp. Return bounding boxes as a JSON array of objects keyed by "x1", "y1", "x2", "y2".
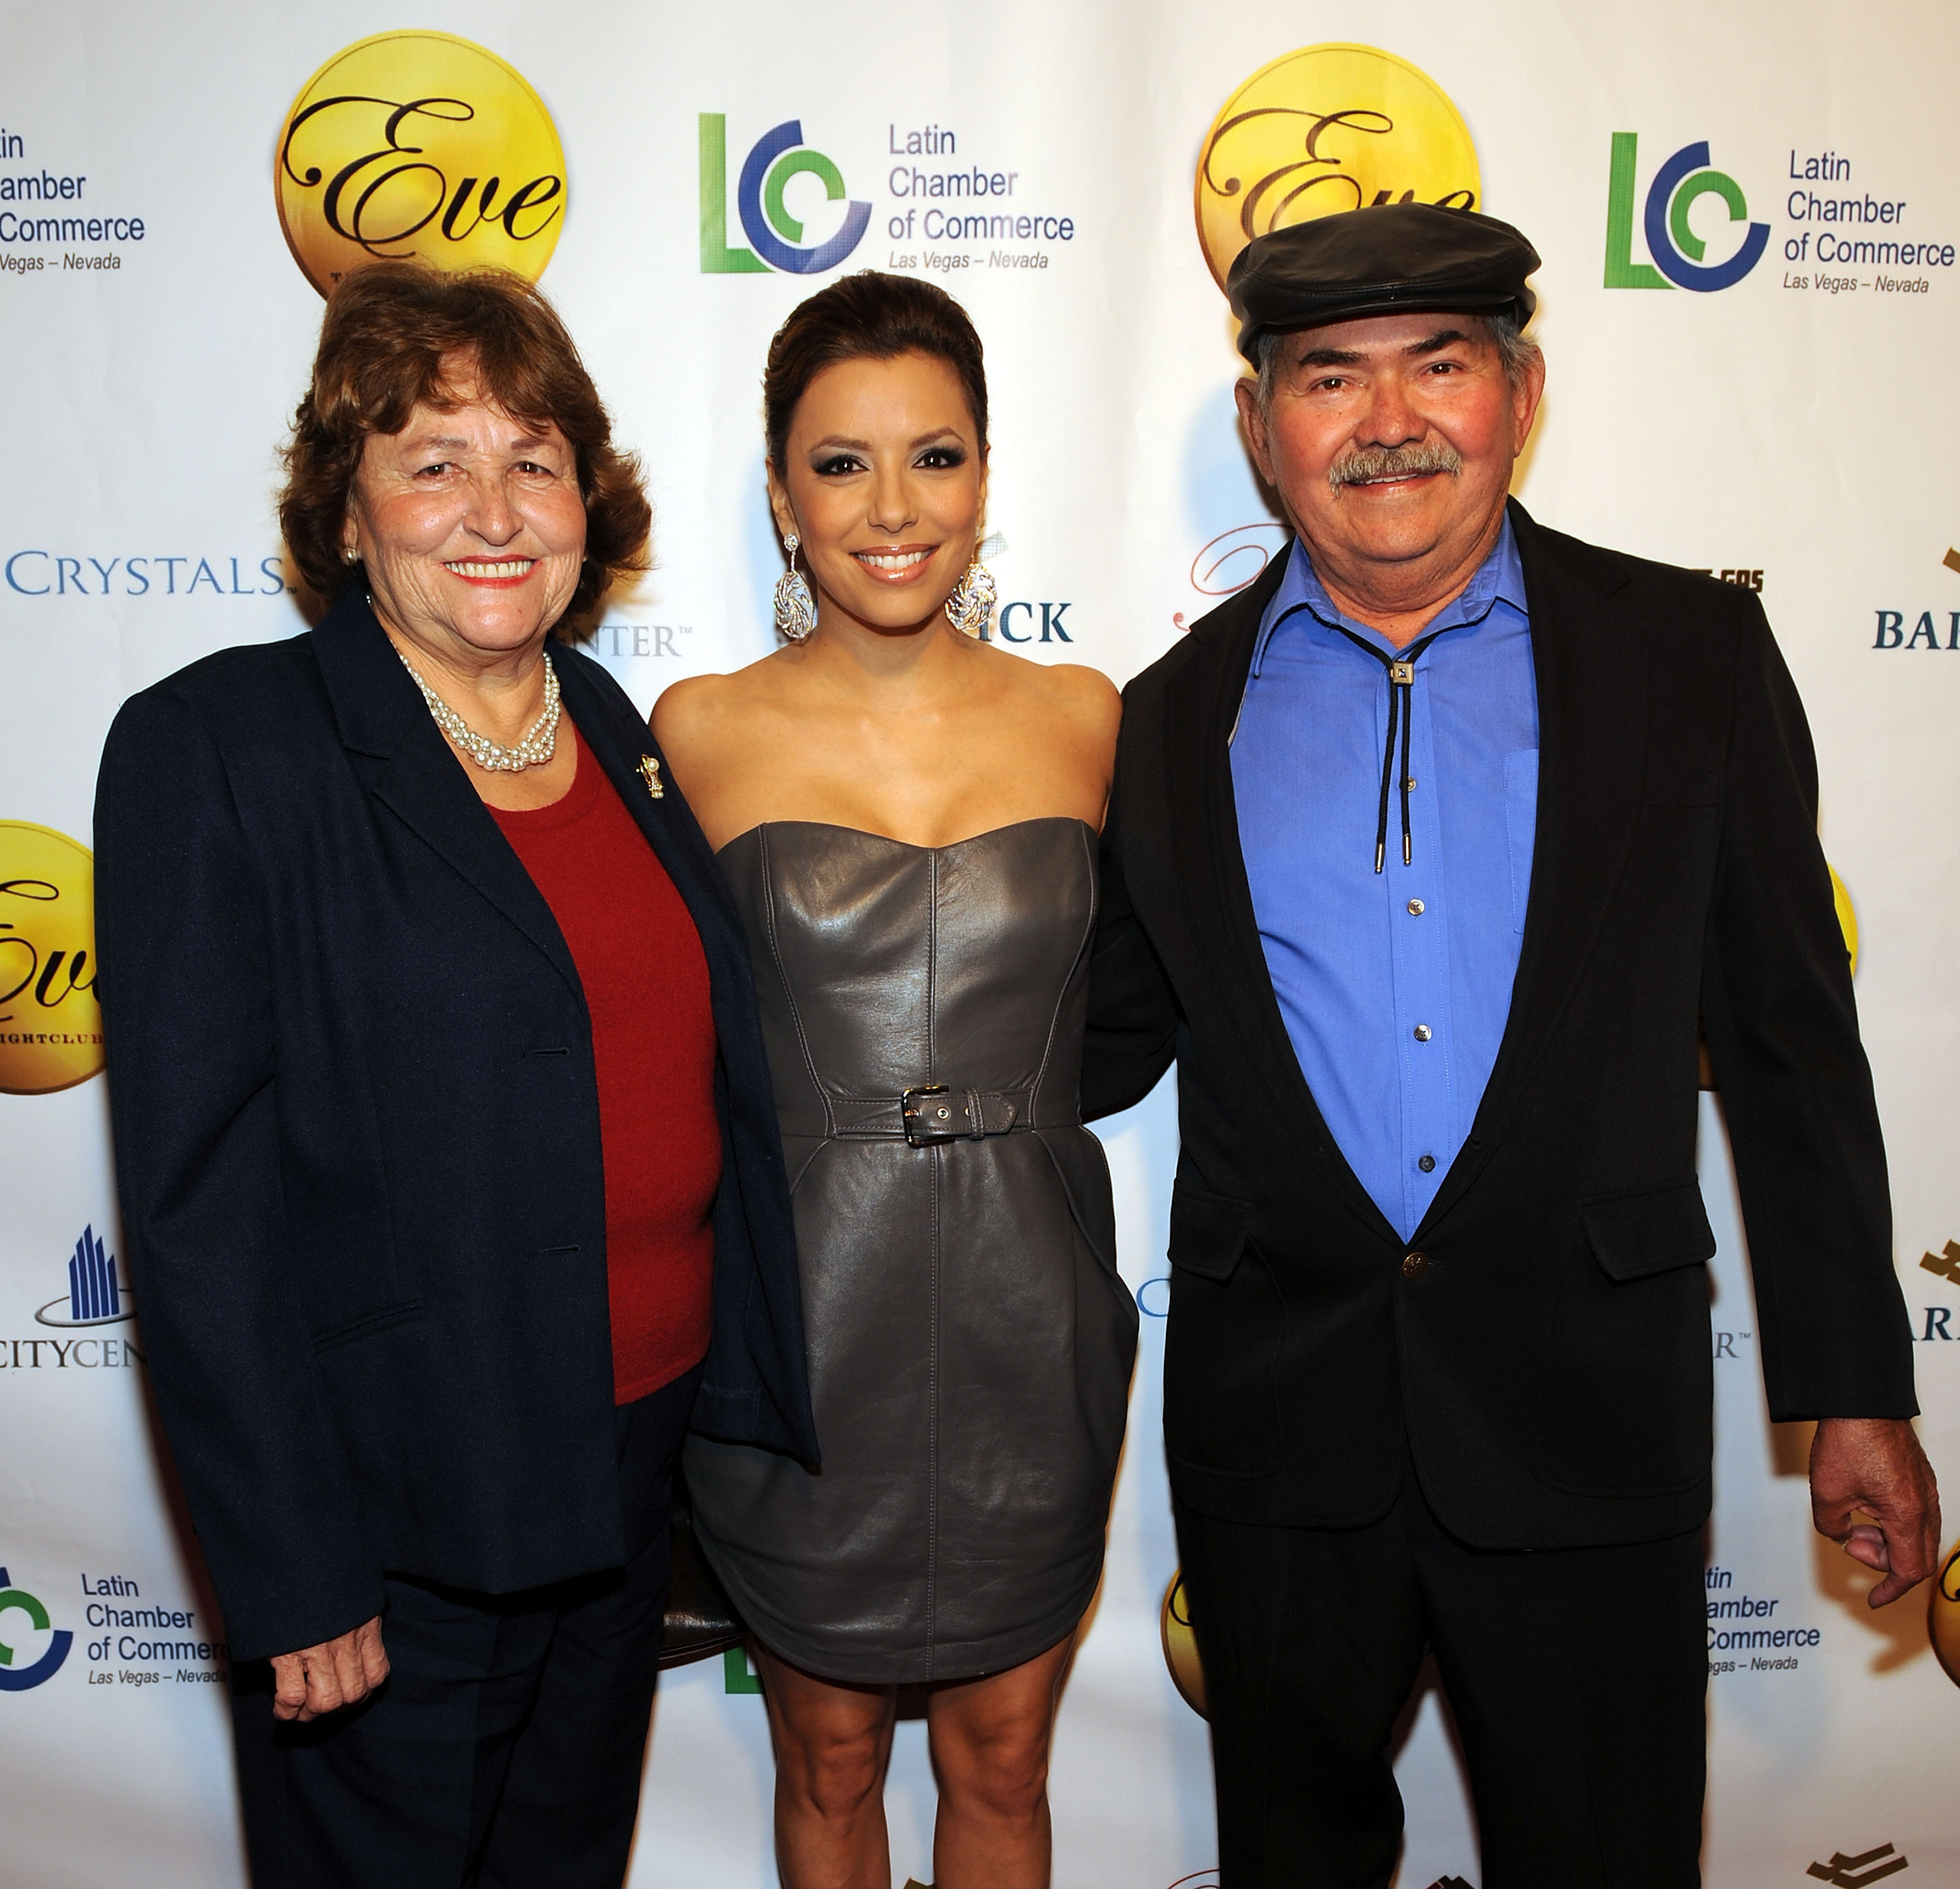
[{"x1": 1083, "y1": 202, "x2": 1936, "y2": 1886}]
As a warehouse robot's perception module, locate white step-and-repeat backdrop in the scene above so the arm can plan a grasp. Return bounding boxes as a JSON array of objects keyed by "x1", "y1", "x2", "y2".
[{"x1": 3, "y1": 3, "x2": 1956, "y2": 1884}]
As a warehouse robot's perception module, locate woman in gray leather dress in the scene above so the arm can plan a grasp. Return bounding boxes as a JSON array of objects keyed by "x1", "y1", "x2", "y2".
[{"x1": 653, "y1": 273, "x2": 1135, "y2": 1889}]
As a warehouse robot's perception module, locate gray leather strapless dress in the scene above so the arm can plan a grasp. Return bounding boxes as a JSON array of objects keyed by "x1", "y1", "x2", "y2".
[{"x1": 685, "y1": 817, "x2": 1137, "y2": 1684}]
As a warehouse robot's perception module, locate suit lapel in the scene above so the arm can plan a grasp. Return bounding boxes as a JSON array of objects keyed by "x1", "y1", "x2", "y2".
[
  {"x1": 310, "y1": 594, "x2": 584, "y2": 1003},
  {"x1": 1166, "y1": 559, "x2": 1403, "y2": 1246},
  {"x1": 1418, "y1": 501, "x2": 1647, "y2": 1231}
]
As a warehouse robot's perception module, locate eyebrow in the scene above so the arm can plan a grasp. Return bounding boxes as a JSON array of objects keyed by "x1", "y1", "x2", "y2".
[
  {"x1": 1294, "y1": 327, "x2": 1476, "y2": 369},
  {"x1": 405, "y1": 429, "x2": 557, "y2": 453},
  {"x1": 806, "y1": 427, "x2": 966, "y2": 453}
]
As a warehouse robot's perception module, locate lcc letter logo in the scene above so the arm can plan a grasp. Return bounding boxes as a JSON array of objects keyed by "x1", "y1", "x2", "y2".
[
  {"x1": 276, "y1": 31, "x2": 566, "y2": 297},
  {"x1": 1604, "y1": 131, "x2": 1770, "y2": 291},
  {"x1": 1194, "y1": 44, "x2": 1480, "y2": 287},
  {"x1": 0, "y1": 822, "x2": 102, "y2": 1096},
  {"x1": 700, "y1": 114, "x2": 872, "y2": 275},
  {"x1": 0, "y1": 1568, "x2": 73, "y2": 1691}
]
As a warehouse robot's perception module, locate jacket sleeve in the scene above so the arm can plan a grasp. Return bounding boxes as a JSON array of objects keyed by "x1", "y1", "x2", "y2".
[
  {"x1": 96, "y1": 687, "x2": 384, "y2": 1660},
  {"x1": 1080, "y1": 714, "x2": 1181, "y2": 1122},
  {"x1": 1699, "y1": 599, "x2": 1916, "y2": 1421}
]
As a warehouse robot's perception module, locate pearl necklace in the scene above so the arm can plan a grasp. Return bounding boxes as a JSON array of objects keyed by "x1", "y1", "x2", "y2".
[{"x1": 397, "y1": 648, "x2": 563, "y2": 773}]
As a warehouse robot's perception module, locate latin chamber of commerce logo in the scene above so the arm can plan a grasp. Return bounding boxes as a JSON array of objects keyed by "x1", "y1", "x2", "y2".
[
  {"x1": 701, "y1": 114, "x2": 1071, "y2": 277},
  {"x1": 0, "y1": 121, "x2": 146, "y2": 268},
  {"x1": 276, "y1": 31, "x2": 565, "y2": 297},
  {"x1": 1703, "y1": 1563, "x2": 1818, "y2": 1673},
  {"x1": 1194, "y1": 44, "x2": 1480, "y2": 288},
  {"x1": 699, "y1": 114, "x2": 871, "y2": 275},
  {"x1": 1609, "y1": 135, "x2": 1952, "y2": 299},
  {"x1": 76, "y1": 1569, "x2": 226, "y2": 1683},
  {"x1": 0, "y1": 1567, "x2": 73, "y2": 1690},
  {"x1": 1605, "y1": 132, "x2": 1769, "y2": 291},
  {"x1": 0, "y1": 823, "x2": 101, "y2": 1095}
]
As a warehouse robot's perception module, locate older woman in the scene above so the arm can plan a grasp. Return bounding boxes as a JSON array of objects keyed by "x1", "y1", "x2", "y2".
[{"x1": 95, "y1": 263, "x2": 814, "y2": 1889}]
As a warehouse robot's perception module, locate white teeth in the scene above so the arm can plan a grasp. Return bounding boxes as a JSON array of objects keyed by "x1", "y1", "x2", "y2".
[
  {"x1": 446, "y1": 560, "x2": 534, "y2": 578},
  {"x1": 857, "y1": 550, "x2": 930, "y2": 572}
]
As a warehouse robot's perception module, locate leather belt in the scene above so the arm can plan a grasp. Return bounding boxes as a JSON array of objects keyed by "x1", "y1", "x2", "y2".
[{"x1": 827, "y1": 1085, "x2": 1039, "y2": 1145}]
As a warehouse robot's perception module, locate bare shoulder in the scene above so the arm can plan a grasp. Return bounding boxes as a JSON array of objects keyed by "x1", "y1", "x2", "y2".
[
  {"x1": 651, "y1": 655, "x2": 783, "y2": 747},
  {"x1": 1019, "y1": 659, "x2": 1121, "y2": 739},
  {"x1": 1036, "y1": 659, "x2": 1121, "y2": 711}
]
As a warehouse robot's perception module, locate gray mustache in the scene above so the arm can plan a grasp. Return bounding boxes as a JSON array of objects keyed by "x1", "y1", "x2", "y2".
[{"x1": 1328, "y1": 440, "x2": 1464, "y2": 491}]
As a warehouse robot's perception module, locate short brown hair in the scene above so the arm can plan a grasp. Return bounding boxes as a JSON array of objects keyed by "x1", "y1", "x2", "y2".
[
  {"x1": 279, "y1": 263, "x2": 649, "y2": 631},
  {"x1": 763, "y1": 271, "x2": 987, "y2": 474}
]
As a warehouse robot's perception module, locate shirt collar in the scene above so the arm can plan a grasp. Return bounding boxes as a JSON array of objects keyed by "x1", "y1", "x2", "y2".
[{"x1": 1249, "y1": 513, "x2": 1527, "y2": 680}]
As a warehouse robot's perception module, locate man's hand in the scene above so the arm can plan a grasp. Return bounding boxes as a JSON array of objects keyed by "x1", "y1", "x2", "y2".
[
  {"x1": 270, "y1": 1615, "x2": 389, "y2": 1722},
  {"x1": 1809, "y1": 1418, "x2": 1942, "y2": 1608}
]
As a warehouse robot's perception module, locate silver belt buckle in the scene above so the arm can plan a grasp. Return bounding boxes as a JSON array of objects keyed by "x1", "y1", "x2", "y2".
[{"x1": 902, "y1": 1085, "x2": 955, "y2": 1146}]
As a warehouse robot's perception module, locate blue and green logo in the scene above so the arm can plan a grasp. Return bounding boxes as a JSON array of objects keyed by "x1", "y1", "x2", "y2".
[
  {"x1": 0, "y1": 1569, "x2": 73, "y2": 1690},
  {"x1": 699, "y1": 114, "x2": 871, "y2": 275},
  {"x1": 1605, "y1": 132, "x2": 1769, "y2": 291}
]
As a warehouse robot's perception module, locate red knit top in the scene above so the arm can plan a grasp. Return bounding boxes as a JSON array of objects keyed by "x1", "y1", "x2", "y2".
[{"x1": 491, "y1": 723, "x2": 720, "y2": 1404}]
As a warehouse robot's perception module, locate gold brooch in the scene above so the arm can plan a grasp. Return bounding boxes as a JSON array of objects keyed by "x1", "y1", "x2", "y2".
[{"x1": 636, "y1": 755, "x2": 664, "y2": 800}]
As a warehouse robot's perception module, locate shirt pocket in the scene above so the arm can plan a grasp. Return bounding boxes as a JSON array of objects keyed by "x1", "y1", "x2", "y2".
[{"x1": 1503, "y1": 749, "x2": 1539, "y2": 936}]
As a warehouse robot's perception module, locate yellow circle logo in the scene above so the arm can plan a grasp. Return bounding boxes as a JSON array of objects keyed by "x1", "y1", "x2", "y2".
[
  {"x1": 1829, "y1": 865, "x2": 1859, "y2": 974},
  {"x1": 1, "y1": 822, "x2": 103, "y2": 1095},
  {"x1": 1932, "y1": 1540, "x2": 1960, "y2": 1688},
  {"x1": 276, "y1": 31, "x2": 566, "y2": 297},
  {"x1": 1160, "y1": 1569, "x2": 1207, "y2": 1718},
  {"x1": 1195, "y1": 43, "x2": 1481, "y2": 288}
]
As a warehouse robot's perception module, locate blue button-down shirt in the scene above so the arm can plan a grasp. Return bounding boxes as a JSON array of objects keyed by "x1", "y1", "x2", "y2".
[{"x1": 1230, "y1": 520, "x2": 1538, "y2": 1240}]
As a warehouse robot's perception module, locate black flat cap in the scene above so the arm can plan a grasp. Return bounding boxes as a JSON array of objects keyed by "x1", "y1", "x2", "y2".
[{"x1": 1228, "y1": 203, "x2": 1540, "y2": 365}]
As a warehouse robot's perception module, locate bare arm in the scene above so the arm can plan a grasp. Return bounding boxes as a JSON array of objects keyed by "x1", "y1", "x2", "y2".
[
  {"x1": 1037, "y1": 661, "x2": 1122, "y2": 827},
  {"x1": 651, "y1": 672, "x2": 755, "y2": 851}
]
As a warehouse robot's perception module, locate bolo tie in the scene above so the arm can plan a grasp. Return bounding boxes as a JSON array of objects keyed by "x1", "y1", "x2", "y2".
[{"x1": 1331, "y1": 625, "x2": 1447, "y2": 872}]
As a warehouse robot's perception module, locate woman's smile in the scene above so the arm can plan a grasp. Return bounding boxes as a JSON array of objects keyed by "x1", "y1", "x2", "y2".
[
  {"x1": 852, "y1": 544, "x2": 937, "y2": 583},
  {"x1": 444, "y1": 556, "x2": 540, "y2": 586}
]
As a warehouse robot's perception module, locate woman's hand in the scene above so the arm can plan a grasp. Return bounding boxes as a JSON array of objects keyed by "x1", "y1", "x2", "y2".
[{"x1": 270, "y1": 1615, "x2": 390, "y2": 1722}]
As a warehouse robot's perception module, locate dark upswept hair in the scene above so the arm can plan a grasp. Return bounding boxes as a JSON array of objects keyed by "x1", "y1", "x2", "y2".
[
  {"x1": 763, "y1": 271, "x2": 988, "y2": 473},
  {"x1": 278, "y1": 262, "x2": 650, "y2": 631}
]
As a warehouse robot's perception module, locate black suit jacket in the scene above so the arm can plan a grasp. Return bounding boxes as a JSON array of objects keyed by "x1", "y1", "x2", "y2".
[
  {"x1": 1085, "y1": 501, "x2": 1916, "y2": 1549},
  {"x1": 95, "y1": 591, "x2": 817, "y2": 1660}
]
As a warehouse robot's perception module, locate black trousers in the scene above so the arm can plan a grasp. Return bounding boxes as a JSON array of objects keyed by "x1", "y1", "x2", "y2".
[
  {"x1": 1175, "y1": 1460, "x2": 1707, "y2": 1889},
  {"x1": 229, "y1": 1366, "x2": 699, "y2": 1889}
]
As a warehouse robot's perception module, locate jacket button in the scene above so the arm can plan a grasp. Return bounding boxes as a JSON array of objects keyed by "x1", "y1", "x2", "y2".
[{"x1": 1402, "y1": 1251, "x2": 1429, "y2": 1279}]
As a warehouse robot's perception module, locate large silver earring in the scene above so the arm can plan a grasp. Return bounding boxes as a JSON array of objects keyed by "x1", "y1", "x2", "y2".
[
  {"x1": 944, "y1": 558, "x2": 998, "y2": 637},
  {"x1": 773, "y1": 535, "x2": 817, "y2": 643}
]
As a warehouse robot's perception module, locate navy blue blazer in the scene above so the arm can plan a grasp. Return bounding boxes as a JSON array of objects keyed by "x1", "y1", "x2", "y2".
[{"x1": 95, "y1": 591, "x2": 816, "y2": 1662}]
